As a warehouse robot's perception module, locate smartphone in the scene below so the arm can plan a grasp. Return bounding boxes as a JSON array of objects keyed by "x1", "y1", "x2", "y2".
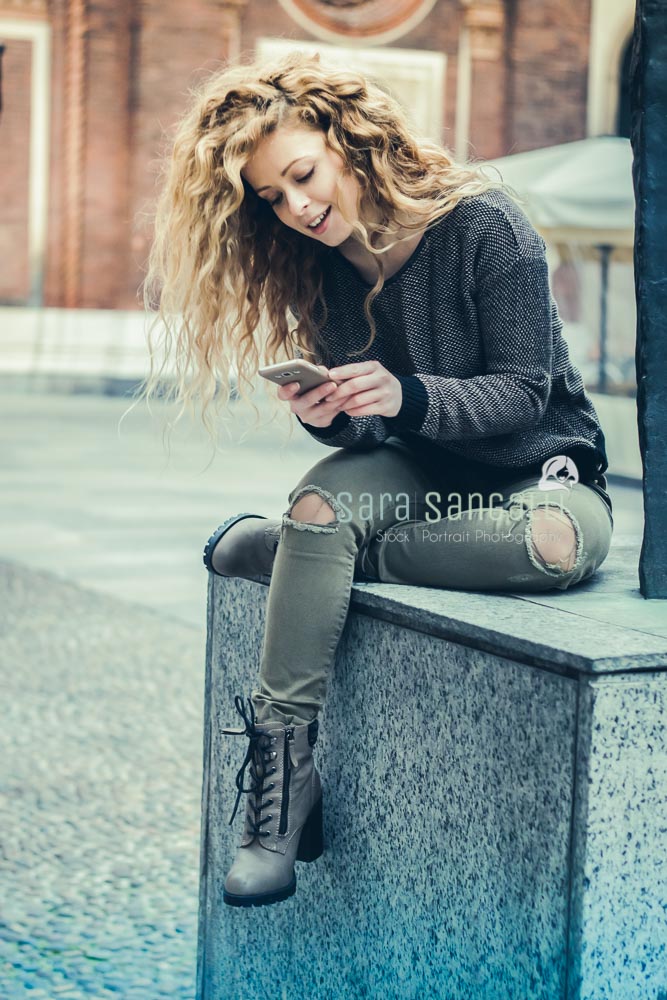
[{"x1": 258, "y1": 359, "x2": 335, "y2": 396}]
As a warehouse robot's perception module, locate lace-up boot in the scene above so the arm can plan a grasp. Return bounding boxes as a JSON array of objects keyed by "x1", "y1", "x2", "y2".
[{"x1": 221, "y1": 695, "x2": 323, "y2": 907}]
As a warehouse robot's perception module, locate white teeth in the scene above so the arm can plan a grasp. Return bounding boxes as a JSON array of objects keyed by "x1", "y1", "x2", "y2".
[{"x1": 308, "y1": 209, "x2": 328, "y2": 228}]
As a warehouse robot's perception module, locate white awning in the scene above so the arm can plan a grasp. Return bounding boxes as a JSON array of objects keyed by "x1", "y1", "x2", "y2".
[{"x1": 482, "y1": 136, "x2": 635, "y2": 253}]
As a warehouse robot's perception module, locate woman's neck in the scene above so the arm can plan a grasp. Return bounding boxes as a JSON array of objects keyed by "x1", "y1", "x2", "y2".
[{"x1": 336, "y1": 218, "x2": 427, "y2": 283}]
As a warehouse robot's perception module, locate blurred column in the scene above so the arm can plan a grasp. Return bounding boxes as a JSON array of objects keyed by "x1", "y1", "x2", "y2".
[
  {"x1": 59, "y1": 0, "x2": 137, "y2": 308},
  {"x1": 215, "y1": 0, "x2": 246, "y2": 64},
  {"x1": 457, "y1": 0, "x2": 506, "y2": 160},
  {"x1": 631, "y1": 0, "x2": 667, "y2": 598},
  {"x1": 125, "y1": 0, "x2": 248, "y2": 309},
  {"x1": 62, "y1": 0, "x2": 86, "y2": 308}
]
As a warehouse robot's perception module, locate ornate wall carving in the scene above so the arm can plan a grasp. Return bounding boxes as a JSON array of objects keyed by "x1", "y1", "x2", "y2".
[{"x1": 275, "y1": 0, "x2": 438, "y2": 44}]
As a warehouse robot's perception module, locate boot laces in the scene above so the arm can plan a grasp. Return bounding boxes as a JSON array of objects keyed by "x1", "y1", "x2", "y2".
[{"x1": 222, "y1": 695, "x2": 277, "y2": 838}]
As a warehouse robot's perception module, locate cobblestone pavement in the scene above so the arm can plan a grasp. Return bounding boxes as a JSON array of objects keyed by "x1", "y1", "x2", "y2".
[{"x1": 0, "y1": 561, "x2": 203, "y2": 999}]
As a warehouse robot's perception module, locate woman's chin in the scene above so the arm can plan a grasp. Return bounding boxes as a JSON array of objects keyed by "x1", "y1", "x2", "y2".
[{"x1": 332, "y1": 225, "x2": 356, "y2": 248}]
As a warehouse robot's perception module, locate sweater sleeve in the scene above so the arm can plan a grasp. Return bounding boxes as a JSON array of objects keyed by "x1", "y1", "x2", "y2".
[
  {"x1": 390, "y1": 212, "x2": 554, "y2": 441},
  {"x1": 296, "y1": 411, "x2": 393, "y2": 449}
]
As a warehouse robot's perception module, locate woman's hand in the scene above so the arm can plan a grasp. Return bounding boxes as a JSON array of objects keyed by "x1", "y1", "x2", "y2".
[
  {"x1": 326, "y1": 361, "x2": 403, "y2": 418},
  {"x1": 276, "y1": 365, "x2": 345, "y2": 428}
]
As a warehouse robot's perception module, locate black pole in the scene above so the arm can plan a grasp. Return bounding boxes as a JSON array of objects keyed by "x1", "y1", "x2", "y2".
[
  {"x1": 631, "y1": 0, "x2": 667, "y2": 598},
  {"x1": 597, "y1": 244, "x2": 612, "y2": 393}
]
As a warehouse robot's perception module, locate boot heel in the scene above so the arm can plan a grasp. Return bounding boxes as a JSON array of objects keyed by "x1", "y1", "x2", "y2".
[{"x1": 296, "y1": 795, "x2": 323, "y2": 863}]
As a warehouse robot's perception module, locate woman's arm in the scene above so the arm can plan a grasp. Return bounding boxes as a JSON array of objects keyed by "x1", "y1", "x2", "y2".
[
  {"x1": 288, "y1": 199, "x2": 554, "y2": 446},
  {"x1": 385, "y1": 252, "x2": 554, "y2": 440}
]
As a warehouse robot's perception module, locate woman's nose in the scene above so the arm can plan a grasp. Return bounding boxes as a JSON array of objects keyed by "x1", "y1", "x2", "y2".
[{"x1": 286, "y1": 189, "x2": 309, "y2": 218}]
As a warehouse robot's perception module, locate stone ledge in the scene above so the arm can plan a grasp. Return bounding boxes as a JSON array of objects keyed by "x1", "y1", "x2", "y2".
[
  {"x1": 348, "y1": 581, "x2": 667, "y2": 677},
  {"x1": 243, "y1": 538, "x2": 667, "y2": 678}
]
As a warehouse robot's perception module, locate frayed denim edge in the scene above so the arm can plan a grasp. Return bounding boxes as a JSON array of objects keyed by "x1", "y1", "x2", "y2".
[{"x1": 282, "y1": 484, "x2": 341, "y2": 534}]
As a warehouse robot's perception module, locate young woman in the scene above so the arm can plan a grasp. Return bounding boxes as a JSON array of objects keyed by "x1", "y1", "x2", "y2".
[{"x1": 143, "y1": 51, "x2": 613, "y2": 908}]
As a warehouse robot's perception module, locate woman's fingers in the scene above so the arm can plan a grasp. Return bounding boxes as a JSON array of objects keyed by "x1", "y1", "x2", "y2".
[
  {"x1": 276, "y1": 379, "x2": 340, "y2": 417},
  {"x1": 276, "y1": 378, "x2": 335, "y2": 402},
  {"x1": 293, "y1": 382, "x2": 344, "y2": 428},
  {"x1": 327, "y1": 370, "x2": 387, "y2": 404},
  {"x1": 328, "y1": 361, "x2": 379, "y2": 381},
  {"x1": 276, "y1": 366, "x2": 401, "y2": 421},
  {"x1": 342, "y1": 390, "x2": 382, "y2": 413},
  {"x1": 297, "y1": 382, "x2": 340, "y2": 418},
  {"x1": 276, "y1": 382, "x2": 301, "y2": 402}
]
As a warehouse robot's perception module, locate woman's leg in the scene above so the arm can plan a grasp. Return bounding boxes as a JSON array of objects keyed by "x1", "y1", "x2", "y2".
[
  {"x1": 365, "y1": 473, "x2": 614, "y2": 593},
  {"x1": 222, "y1": 440, "x2": 432, "y2": 905},
  {"x1": 251, "y1": 440, "x2": 433, "y2": 726}
]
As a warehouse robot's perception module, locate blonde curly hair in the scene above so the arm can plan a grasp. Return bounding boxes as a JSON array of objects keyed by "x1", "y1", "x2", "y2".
[{"x1": 138, "y1": 49, "x2": 506, "y2": 438}]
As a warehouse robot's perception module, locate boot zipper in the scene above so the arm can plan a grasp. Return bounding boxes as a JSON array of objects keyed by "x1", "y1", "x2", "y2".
[{"x1": 279, "y1": 727, "x2": 295, "y2": 835}]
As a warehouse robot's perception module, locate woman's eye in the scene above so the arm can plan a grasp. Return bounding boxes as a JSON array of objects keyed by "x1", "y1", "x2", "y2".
[{"x1": 268, "y1": 167, "x2": 314, "y2": 208}]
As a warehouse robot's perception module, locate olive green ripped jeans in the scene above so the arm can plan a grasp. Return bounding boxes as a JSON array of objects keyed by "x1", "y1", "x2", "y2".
[{"x1": 251, "y1": 437, "x2": 613, "y2": 727}]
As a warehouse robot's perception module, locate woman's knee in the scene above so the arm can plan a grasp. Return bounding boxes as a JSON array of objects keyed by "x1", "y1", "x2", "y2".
[
  {"x1": 522, "y1": 492, "x2": 612, "y2": 587},
  {"x1": 288, "y1": 487, "x2": 338, "y2": 527},
  {"x1": 529, "y1": 507, "x2": 579, "y2": 573},
  {"x1": 282, "y1": 484, "x2": 342, "y2": 534},
  {"x1": 285, "y1": 449, "x2": 374, "y2": 530}
]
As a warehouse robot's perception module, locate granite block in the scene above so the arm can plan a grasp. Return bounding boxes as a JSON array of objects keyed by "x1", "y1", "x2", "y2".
[
  {"x1": 198, "y1": 576, "x2": 578, "y2": 1000},
  {"x1": 568, "y1": 673, "x2": 667, "y2": 1000},
  {"x1": 199, "y1": 573, "x2": 667, "y2": 999}
]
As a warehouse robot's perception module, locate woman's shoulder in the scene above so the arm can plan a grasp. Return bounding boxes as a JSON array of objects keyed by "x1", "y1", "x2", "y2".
[{"x1": 436, "y1": 187, "x2": 546, "y2": 259}]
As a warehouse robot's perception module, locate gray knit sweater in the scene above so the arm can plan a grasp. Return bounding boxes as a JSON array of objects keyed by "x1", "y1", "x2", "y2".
[{"x1": 294, "y1": 188, "x2": 611, "y2": 507}]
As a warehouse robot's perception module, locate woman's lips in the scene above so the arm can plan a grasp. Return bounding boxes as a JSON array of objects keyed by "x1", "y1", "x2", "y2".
[{"x1": 308, "y1": 206, "x2": 331, "y2": 234}]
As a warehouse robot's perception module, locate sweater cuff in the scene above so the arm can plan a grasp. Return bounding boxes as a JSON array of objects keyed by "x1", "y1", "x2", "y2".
[
  {"x1": 296, "y1": 411, "x2": 351, "y2": 438},
  {"x1": 384, "y1": 375, "x2": 429, "y2": 432}
]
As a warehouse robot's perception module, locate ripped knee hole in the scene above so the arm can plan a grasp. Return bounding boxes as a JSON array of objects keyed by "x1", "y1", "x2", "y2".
[
  {"x1": 284, "y1": 485, "x2": 341, "y2": 533},
  {"x1": 529, "y1": 507, "x2": 580, "y2": 573}
]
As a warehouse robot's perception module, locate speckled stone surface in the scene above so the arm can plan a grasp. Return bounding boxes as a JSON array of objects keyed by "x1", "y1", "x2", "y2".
[
  {"x1": 199, "y1": 576, "x2": 667, "y2": 1000},
  {"x1": 509, "y1": 541, "x2": 667, "y2": 639},
  {"x1": 200, "y1": 577, "x2": 579, "y2": 999},
  {"x1": 568, "y1": 674, "x2": 667, "y2": 1000}
]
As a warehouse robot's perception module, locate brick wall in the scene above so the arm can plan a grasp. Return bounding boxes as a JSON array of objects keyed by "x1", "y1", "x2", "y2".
[
  {"x1": 507, "y1": 0, "x2": 592, "y2": 152},
  {"x1": 2, "y1": 0, "x2": 593, "y2": 308},
  {"x1": 125, "y1": 0, "x2": 252, "y2": 309},
  {"x1": 43, "y1": 0, "x2": 67, "y2": 305}
]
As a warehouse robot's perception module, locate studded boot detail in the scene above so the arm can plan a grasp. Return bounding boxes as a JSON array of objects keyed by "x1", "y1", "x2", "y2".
[{"x1": 221, "y1": 695, "x2": 323, "y2": 907}]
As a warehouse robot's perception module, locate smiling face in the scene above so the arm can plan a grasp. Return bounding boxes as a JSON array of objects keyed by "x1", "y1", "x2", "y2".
[{"x1": 242, "y1": 125, "x2": 362, "y2": 244}]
